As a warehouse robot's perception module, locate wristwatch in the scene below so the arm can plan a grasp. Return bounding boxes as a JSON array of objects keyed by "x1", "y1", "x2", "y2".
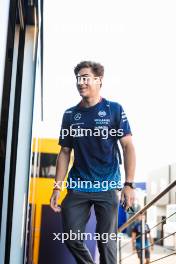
[{"x1": 124, "y1": 182, "x2": 136, "y2": 189}]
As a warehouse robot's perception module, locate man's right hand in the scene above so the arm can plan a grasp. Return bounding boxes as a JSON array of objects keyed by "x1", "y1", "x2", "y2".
[{"x1": 50, "y1": 190, "x2": 61, "y2": 213}]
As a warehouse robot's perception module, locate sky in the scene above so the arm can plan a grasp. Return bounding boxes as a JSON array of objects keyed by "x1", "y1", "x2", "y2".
[{"x1": 42, "y1": 0, "x2": 176, "y2": 181}]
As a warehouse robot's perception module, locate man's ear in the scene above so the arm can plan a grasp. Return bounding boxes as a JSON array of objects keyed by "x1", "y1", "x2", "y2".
[
  {"x1": 94, "y1": 76, "x2": 101, "y2": 85},
  {"x1": 94, "y1": 76, "x2": 103, "y2": 87},
  {"x1": 99, "y1": 76, "x2": 103, "y2": 87}
]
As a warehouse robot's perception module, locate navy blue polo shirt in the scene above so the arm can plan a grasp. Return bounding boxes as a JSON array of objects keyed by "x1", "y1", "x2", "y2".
[
  {"x1": 132, "y1": 222, "x2": 151, "y2": 249},
  {"x1": 58, "y1": 98, "x2": 132, "y2": 192}
]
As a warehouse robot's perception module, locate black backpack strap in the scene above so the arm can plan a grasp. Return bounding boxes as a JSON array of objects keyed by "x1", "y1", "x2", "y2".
[{"x1": 107, "y1": 100, "x2": 122, "y2": 165}]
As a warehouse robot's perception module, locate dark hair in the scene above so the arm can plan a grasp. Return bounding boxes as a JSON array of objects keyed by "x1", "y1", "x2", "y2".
[{"x1": 74, "y1": 61, "x2": 104, "y2": 77}]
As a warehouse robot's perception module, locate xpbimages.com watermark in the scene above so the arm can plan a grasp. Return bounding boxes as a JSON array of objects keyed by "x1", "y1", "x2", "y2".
[
  {"x1": 53, "y1": 179, "x2": 122, "y2": 191},
  {"x1": 76, "y1": 75, "x2": 102, "y2": 85},
  {"x1": 60, "y1": 127, "x2": 124, "y2": 140},
  {"x1": 52, "y1": 230, "x2": 124, "y2": 244}
]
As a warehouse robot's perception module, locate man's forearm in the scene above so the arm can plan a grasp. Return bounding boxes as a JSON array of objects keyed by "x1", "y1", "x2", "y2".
[
  {"x1": 123, "y1": 142, "x2": 136, "y2": 182},
  {"x1": 55, "y1": 149, "x2": 71, "y2": 183}
]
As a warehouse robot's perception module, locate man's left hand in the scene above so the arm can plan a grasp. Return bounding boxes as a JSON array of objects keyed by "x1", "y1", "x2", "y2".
[{"x1": 120, "y1": 186, "x2": 135, "y2": 211}]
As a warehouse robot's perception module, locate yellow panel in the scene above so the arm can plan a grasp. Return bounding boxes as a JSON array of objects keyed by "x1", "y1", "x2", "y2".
[
  {"x1": 29, "y1": 177, "x2": 67, "y2": 264},
  {"x1": 29, "y1": 138, "x2": 74, "y2": 263},
  {"x1": 29, "y1": 178, "x2": 67, "y2": 204},
  {"x1": 32, "y1": 138, "x2": 61, "y2": 154},
  {"x1": 33, "y1": 204, "x2": 42, "y2": 264}
]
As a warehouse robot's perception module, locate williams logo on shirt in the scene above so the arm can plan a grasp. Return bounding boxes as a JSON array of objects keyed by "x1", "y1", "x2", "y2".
[{"x1": 98, "y1": 111, "x2": 106, "y2": 117}]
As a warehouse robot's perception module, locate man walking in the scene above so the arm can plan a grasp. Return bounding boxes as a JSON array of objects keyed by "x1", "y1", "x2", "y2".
[
  {"x1": 50, "y1": 61, "x2": 136, "y2": 264},
  {"x1": 132, "y1": 214, "x2": 154, "y2": 264}
]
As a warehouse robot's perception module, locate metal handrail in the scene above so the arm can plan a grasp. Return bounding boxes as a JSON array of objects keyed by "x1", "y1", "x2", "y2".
[
  {"x1": 119, "y1": 210, "x2": 176, "y2": 250},
  {"x1": 148, "y1": 211, "x2": 176, "y2": 232},
  {"x1": 119, "y1": 227, "x2": 176, "y2": 263},
  {"x1": 150, "y1": 251, "x2": 176, "y2": 263},
  {"x1": 145, "y1": 231, "x2": 176, "y2": 250},
  {"x1": 117, "y1": 179, "x2": 176, "y2": 264},
  {"x1": 118, "y1": 179, "x2": 176, "y2": 233}
]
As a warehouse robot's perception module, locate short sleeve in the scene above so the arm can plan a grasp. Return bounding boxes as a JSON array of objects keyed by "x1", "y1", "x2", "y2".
[
  {"x1": 117, "y1": 105, "x2": 132, "y2": 139},
  {"x1": 132, "y1": 224, "x2": 137, "y2": 233},
  {"x1": 58, "y1": 111, "x2": 73, "y2": 148}
]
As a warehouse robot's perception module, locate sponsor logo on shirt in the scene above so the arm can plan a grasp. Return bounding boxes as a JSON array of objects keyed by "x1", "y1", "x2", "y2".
[
  {"x1": 74, "y1": 113, "x2": 82, "y2": 121},
  {"x1": 94, "y1": 118, "x2": 110, "y2": 125},
  {"x1": 98, "y1": 110, "x2": 106, "y2": 117},
  {"x1": 121, "y1": 111, "x2": 127, "y2": 122}
]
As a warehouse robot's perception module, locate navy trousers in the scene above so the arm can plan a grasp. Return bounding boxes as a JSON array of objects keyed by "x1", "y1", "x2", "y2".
[{"x1": 61, "y1": 189, "x2": 119, "y2": 264}]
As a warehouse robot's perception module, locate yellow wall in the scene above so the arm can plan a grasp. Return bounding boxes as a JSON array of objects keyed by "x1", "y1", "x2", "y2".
[
  {"x1": 29, "y1": 138, "x2": 68, "y2": 264},
  {"x1": 32, "y1": 138, "x2": 60, "y2": 154},
  {"x1": 29, "y1": 178, "x2": 67, "y2": 264}
]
